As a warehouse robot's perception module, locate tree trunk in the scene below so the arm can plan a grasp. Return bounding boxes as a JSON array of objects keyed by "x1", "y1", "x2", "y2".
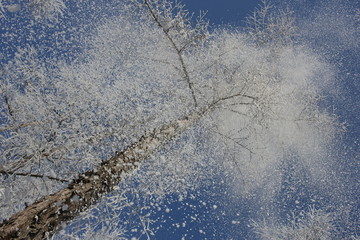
[{"x1": 0, "y1": 109, "x2": 205, "y2": 239}]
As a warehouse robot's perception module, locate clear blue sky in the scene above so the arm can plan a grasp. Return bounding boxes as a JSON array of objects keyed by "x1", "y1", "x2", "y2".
[{"x1": 184, "y1": 0, "x2": 262, "y2": 26}]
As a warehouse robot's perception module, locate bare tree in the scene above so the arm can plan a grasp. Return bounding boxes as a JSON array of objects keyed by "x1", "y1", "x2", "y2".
[{"x1": 0, "y1": 0, "x2": 339, "y2": 239}]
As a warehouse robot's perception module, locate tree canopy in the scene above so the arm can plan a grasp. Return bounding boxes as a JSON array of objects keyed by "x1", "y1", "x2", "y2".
[{"x1": 0, "y1": 0, "x2": 359, "y2": 239}]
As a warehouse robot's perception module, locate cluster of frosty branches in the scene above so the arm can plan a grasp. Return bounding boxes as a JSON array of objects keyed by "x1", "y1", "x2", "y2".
[
  {"x1": 129, "y1": 0, "x2": 210, "y2": 107},
  {"x1": 253, "y1": 207, "x2": 334, "y2": 240},
  {"x1": 132, "y1": 0, "x2": 209, "y2": 52},
  {"x1": 245, "y1": 0, "x2": 297, "y2": 47}
]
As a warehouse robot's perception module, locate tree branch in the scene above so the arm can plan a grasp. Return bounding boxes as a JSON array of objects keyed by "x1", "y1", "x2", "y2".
[
  {"x1": 0, "y1": 122, "x2": 41, "y2": 132},
  {"x1": 0, "y1": 169, "x2": 69, "y2": 183},
  {"x1": 143, "y1": 0, "x2": 198, "y2": 107},
  {"x1": 210, "y1": 92, "x2": 257, "y2": 108}
]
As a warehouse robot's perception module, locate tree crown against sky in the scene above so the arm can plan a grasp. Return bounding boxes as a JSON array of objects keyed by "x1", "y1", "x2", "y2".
[{"x1": 0, "y1": 0, "x2": 359, "y2": 239}]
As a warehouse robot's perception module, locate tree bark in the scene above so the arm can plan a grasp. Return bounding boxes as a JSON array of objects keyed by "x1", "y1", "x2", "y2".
[{"x1": 0, "y1": 109, "x2": 205, "y2": 239}]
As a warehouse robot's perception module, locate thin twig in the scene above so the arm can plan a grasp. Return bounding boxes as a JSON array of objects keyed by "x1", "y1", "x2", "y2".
[
  {"x1": 0, "y1": 122, "x2": 40, "y2": 132},
  {"x1": 0, "y1": 169, "x2": 69, "y2": 183}
]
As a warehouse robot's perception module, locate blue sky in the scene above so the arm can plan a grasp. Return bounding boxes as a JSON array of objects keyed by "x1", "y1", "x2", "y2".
[{"x1": 185, "y1": 0, "x2": 262, "y2": 27}]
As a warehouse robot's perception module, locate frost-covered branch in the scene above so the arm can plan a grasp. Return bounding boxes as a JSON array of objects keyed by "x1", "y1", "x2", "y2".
[
  {"x1": 0, "y1": 121, "x2": 41, "y2": 132},
  {"x1": 0, "y1": 169, "x2": 69, "y2": 183},
  {"x1": 252, "y1": 208, "x2": 334, "y2": 240},
  {"x1": 139, "y1": 0, "x2": 209, "y2": 107},
  {"x1": 245, "y1": 0, "x2": 297, "y2": 46}
]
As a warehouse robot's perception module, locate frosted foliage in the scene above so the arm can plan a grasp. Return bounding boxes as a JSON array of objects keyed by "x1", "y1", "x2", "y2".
[
  {"x1": 71, "y1": 15, "x2": 191, "y2": 118},
  {"x1": 130, "y1": 125, "x2": 217, "y2": 200},
  {"x1": 253, "y1": 208, "x2": 333, "y2": 240},
  {"x1": 185, "y1": 30, "x2": 337, "y2": 194},
  {"x1": 245, "y1": 0, "x2": 297, "y2": 47},
  {"x1": 131, "y1": 0, "x2": 209, "y2": 52}
]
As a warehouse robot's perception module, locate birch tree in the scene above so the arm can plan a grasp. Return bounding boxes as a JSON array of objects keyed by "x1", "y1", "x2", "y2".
[{"x1": 0, "y1": 0, "x2": 343, "y2": 239}]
